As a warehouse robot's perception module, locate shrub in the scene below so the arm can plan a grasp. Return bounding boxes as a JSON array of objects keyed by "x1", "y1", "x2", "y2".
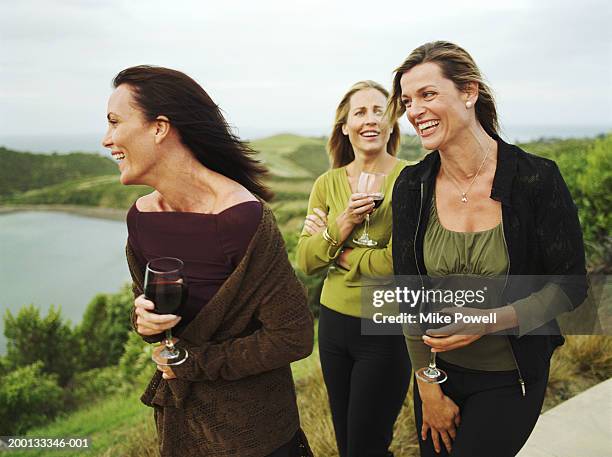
[
  {"x1": 3, "y1": 305, "x2": 77, "y2": 385},
  {"x1": 67, "y1": 365, "x2": 122, "y2": 407},
  {"x1": 0, "y1": 362, "x2": 64, "y2": 435},
  {"x1": 118, "y1": 331, "x2": 156, "y2": 386},
  {"x1": 575, "y1": 135, "x2": 612, "y2": 267},
  {"x1": 75, "y1": 285, "x2": 134, "y2": 370}
]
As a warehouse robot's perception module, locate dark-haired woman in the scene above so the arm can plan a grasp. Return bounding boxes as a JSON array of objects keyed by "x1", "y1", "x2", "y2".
[
  {"x1": 388, "y1": 42, "x2": 587, "y2": 457},
  {"x1": 296, "y1": 80, "x2": 412, "y2": 457},
  {"x1": 102, "y1": 65, "x2": 314, "y2": 457}
]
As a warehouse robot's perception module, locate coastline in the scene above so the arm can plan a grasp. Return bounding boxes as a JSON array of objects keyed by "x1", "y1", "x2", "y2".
[{"x1": 0, "y1": 204, "x2": 127, "y2": 221}]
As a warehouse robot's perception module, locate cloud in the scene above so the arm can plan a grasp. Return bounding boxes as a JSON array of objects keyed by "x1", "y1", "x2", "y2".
[{"x1": 0, "y1": 0, "x2": 610, "y2": 140}]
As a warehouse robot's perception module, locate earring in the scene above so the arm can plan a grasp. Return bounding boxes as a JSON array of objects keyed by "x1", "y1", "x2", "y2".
[{"x1": 466, "y1": 101, "x2": 473, "y2": 109}]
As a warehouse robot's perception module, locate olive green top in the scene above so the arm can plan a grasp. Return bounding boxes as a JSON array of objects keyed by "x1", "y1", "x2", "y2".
[
  {"x1": 296, "y1": 160, "x2": 409, "y2": 317},
  {"x1": 406, "y1": 193, "x2": 517, "y2": 372}
]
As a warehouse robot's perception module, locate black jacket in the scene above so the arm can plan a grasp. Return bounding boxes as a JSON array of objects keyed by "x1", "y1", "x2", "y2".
[{"x1": 392, "y1": 135, "x2": 587, "y2": 386}]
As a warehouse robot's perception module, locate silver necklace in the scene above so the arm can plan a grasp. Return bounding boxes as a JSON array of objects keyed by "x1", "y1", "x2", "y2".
[{"x1": 443, "y1": 141, "x2": 492, "y2": 204}]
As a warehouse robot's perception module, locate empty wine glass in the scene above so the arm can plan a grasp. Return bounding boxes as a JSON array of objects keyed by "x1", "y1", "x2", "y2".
[
  {"x1": 415, "y1": 352, "x2": 448, "y2": 384},
  {"x1": 415, "y1": 289, "x2": 448, "y2": 384},
  {"x1": 144, "y1": 257, "x2": 188, "y2": 366}
]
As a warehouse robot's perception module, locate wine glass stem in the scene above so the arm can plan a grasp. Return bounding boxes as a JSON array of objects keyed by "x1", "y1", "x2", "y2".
[
  {"x1": 164, "y1": 329, "x2": 174, "y2": 350},
  {"x1": 364, "y1": 213, "x2": 371, "y2": 237},
  {"x1": 429, "y1": 351, "x2": 437, "y2": 369}
]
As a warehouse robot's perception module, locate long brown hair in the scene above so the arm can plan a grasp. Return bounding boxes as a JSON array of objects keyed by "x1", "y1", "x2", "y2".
[
  {"x1": 387, "y1": 41, "x2": 499, "y2": 138},
  {"x1": 113, "y1": 65, "x2": 273, "y2": 201},
  {"x1": 327, "y1": 80, "x2": 401, "y2": 169}
]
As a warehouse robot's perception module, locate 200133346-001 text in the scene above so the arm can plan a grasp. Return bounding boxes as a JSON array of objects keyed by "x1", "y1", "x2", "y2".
[{"x1": 0, "y1": 436, "x2": 91, "y2": 450}]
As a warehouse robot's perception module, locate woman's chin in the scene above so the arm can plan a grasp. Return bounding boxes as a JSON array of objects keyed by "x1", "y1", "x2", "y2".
[
  {"x1": 358, "y1": 141, "x2": 387, "y2": 156},
  {"x1": 119, "y1": 170, "x2": 135, "y2": 186},
  {"x1": 419, "y1": 135, "x2": 442, "y2": 151}
]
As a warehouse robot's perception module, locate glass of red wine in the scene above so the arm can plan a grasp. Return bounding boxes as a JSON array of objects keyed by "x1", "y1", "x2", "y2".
[
  {"x1": 354, "y1": 172, "x2": 386, "y2": 247},
  {"x1": 144, "y1": 257, "x2": 188, "y2": 366}
]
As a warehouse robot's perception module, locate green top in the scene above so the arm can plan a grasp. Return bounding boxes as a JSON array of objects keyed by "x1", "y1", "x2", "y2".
[
  {"x1": 296, "y1": 160, "x2": 409, "y2": 317},
  {"x1": 406, "y1": 194, "x2": 517, "y2": 371}
]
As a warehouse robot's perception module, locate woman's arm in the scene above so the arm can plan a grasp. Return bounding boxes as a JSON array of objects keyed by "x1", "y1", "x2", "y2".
[
  {"x1": 341, "y1": 237, "x2": 394, "y2": 281},
  {"x1": 407, "y1": 336, "x2": 460, "y2": 454},
  {"x1": 171, "y1": 272, "x2": 314, "y2": 382},
  {"x1": 296, "y1": 174, "x2": 344, "y2": 275},
  {"x1": 510, "y1": 160, "x2": 588, "y2": 335}
]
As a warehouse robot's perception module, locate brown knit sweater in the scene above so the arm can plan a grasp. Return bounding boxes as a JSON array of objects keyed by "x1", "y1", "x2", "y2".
[{"x1": 126, "y1": 202, "x2": 314, "y2": 457}]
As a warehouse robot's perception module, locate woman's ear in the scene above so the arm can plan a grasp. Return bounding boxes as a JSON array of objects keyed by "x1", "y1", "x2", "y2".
[
  {"x1": 464, "y1": 81, "x2": 479, "y2": 108},
  {"x1": 341, "y1": 124, "x2": 348, "y2": 136},
  {"x1": 154, "y1": 115, "x2": 171, "y2": 144}
]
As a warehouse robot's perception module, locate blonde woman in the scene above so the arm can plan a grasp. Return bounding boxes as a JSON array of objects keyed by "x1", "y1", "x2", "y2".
[{"x1": 297, "y1": 81, "x2": 411, "y2": 457}]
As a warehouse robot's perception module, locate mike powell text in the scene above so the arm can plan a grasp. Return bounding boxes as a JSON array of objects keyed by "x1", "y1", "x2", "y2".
[{"x1": 371, "y1": 311, "x2": 497, "y2": 325}]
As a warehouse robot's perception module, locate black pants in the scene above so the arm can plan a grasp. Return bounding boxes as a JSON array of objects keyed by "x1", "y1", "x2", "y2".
[
  {"x1": 319, "y1": 305, "x2": 412, "y2": 457},
  {"x1": 413, "y1": 358, "x2": 549, "y2": 457}
]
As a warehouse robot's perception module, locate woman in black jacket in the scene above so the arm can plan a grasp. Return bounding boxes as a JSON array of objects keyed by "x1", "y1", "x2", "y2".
[{"x1": 387, "y1": 41, "x2": 587, "y2": 457}]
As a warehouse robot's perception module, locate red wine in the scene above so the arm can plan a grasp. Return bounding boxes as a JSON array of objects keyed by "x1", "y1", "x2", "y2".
[
  {"x1": 370, "y1": 192, "x2": 384, "y2": 209},
  {"x1": 145, "y1": 281, "x2": 186, "y2": 314}
]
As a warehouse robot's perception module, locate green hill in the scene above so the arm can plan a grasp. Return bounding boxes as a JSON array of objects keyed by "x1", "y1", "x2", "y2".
[
  {"x1": 2, "y1": 133, "x2": 608, "y2": 267},
  {"x1": 250, "y1": 133, "x2": 328, "y2": 178},
  {"x1": 2, "y1": 175, "x2": 150, "y2": 209},
  {"x1": 0, "y1": 147, "x2": 117, "y2": 197}
]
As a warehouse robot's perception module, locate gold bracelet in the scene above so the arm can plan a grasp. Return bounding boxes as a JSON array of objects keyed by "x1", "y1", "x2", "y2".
[{"x1": 323, "y1": 227, "x2": 338, "y2": 247}]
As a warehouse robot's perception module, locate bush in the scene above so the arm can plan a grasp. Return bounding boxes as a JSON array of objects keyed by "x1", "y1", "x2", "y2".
[
  {"x1": 68, "y1": 333, "x2": 155, "y2": 407},
  {"x1": 0, "y1": 362, "x2": 64, "y2": 435},
  {"x1": 75, "y1": 285, "x2": 134, "y2": 370},
  {"x1": 68, "y1": 365, "x2": 123, "y2": 407},
  {"x1": 3, "y1": 305, "x2": 77, "y2": 385},
  {"x1": 118, "y1": 331, "x2": 156, "y2": 386},
  {"x1": 575, "y1": 136, "x2": 612, "y2": 267}
]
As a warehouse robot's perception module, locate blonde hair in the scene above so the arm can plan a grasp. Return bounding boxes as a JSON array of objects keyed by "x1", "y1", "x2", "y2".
[
  {"x1": 387, "y1": 41, "x2": 499, "y2": 137},
  {"x1": 327, "y1": 80, "x2": 401, "y2": 169}
]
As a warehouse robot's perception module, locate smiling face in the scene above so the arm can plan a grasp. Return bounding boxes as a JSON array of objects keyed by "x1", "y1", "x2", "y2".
[
  {"x1": 400, "y1": 62, "x2": 475, "y2": 151},
  {"x1": 101, "y1": 84, "x2": 158, "y2": 185},
  {"x1": 341, "y1": 88, "x2": 392, "y2": 157}
]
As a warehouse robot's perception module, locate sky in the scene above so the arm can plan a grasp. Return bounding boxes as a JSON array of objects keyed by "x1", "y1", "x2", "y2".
[{"x1": 0, "y1": 0, "x2": 611, "y2": 152}]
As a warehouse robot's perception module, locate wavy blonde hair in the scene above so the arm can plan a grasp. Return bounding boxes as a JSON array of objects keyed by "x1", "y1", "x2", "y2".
[
  {"x1": 386, "y1": 41, "x2": 499, "y2": 138},
  {"x1": 327, "y1": 80, "x2": 401, "y2": 169}
]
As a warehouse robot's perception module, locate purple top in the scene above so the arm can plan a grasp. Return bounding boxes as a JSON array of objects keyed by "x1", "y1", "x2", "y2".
[{"x1": 127, "y1": 200, "x2": 262, "y2": 334}]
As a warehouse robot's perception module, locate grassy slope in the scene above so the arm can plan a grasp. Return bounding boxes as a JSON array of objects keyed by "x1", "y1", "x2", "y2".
[
  {"x1": 6, "y1": 390, "x2": 148, "y2": 457},
  {"x1": 251, "y1": 134, "x2": 327, "y2": 178},
  {"x1": 0, "y1": 147, "x2": 117, "y2": 197},
  {"x1": 0, "y1": 133, "x2": 424, "y2": 210}
]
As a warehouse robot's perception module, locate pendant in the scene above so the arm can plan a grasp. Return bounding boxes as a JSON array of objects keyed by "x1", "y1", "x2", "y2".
[{"x1": 461, "y1": 193, "x2": 468, "y2": 203}]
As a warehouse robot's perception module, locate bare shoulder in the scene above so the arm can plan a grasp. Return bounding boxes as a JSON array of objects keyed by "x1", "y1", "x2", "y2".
[
  {"x1": 217, "y1": 186, "x2": 259, "y2": 213},
  {"x1": 135, "y1": 191, "x2": 162, "y2": 212}
]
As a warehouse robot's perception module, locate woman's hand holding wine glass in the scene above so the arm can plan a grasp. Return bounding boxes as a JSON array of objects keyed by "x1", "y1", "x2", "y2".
[
  {"x1": 134, "y1": 294, "x2": 182, "y2": 336},
  {"x1": 336, "y1": 193, "x2": 375, "y2": 243}
]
